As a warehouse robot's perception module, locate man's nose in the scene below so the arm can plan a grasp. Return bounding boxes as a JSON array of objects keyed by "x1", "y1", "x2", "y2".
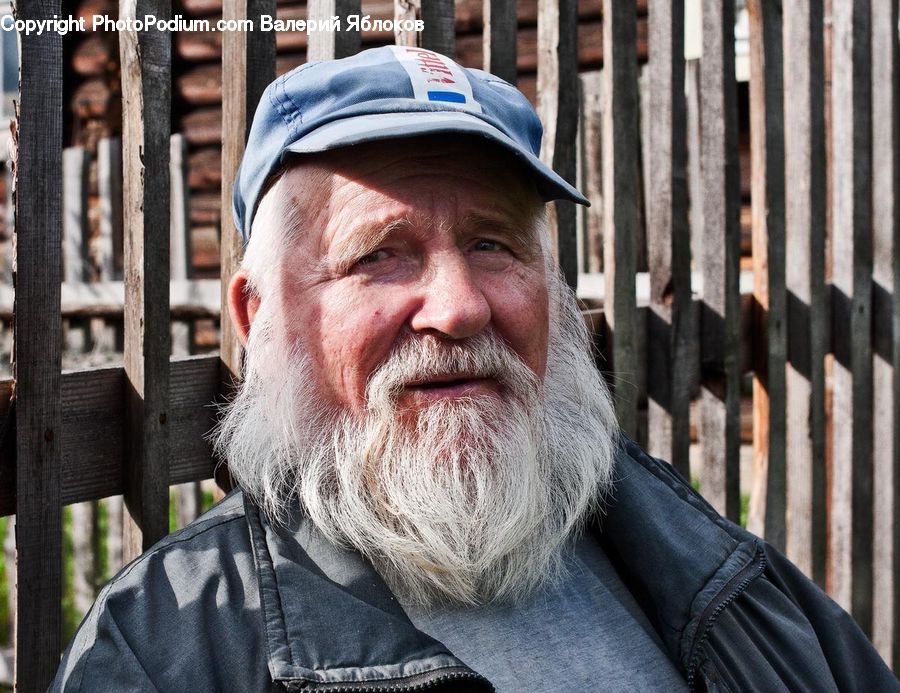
[{"x1": 409, "y1": 254, "x2": 491, "y2": 339}]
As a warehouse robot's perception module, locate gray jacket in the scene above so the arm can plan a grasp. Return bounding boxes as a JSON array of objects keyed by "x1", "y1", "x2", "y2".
[{"x1": 52, "y1": 439, "x2": 899, "y2": 692}]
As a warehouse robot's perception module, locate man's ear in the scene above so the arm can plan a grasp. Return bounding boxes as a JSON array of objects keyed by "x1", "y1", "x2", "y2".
[{"x1": 227, "y1": 270, "x2": 261, "y2": 348}]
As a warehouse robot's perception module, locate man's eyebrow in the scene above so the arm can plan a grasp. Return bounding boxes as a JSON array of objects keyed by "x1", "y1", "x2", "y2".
[
  {"x1": 327, "y1": 217, "x2": 414, "y2": 272},
  {"x1": 456, "y1": 212, "x2": 538, "y2": 249}
]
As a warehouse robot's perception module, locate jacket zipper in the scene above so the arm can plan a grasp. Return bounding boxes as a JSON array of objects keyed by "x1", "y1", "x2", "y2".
[
  {"x1": 283, "y1": 666, "x2": 495, "y2": 693},
  {"x1": 685, "y1": 549, "x2": 767, "y2": 691}
]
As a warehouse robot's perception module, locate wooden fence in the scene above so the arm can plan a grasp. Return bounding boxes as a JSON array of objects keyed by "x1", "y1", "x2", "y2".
[{"x1": 6, "y1": 0, "x2": 900, "y2": 689}]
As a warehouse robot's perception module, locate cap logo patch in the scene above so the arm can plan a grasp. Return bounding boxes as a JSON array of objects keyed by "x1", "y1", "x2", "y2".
[{"x1": 388, "y1": 45, "x2": 483, "y2": 114}]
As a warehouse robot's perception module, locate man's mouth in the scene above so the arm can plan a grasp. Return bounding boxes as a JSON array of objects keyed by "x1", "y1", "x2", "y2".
[{"x1": 403, "y1": 375, "x2": 499, "y2": 400}]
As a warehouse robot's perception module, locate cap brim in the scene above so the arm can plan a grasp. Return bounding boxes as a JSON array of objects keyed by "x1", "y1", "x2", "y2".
[{"x1": 283, "y1": 111, "x2": 590, "y2": 206}]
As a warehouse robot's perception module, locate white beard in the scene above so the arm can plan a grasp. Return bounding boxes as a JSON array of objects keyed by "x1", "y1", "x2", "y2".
[{"x1": 213, "y1": 271, "x2": 619, "y2": 606}]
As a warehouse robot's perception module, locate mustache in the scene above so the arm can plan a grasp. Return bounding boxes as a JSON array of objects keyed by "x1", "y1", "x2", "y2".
[{"x1": 364, "y1": 331, "x2": 538, "y2": 410}]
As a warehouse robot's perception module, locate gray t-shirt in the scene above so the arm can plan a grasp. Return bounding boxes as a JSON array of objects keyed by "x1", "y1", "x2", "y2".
[{"x1": 401, "y1": 534, "x2": 688, "y2": 692}]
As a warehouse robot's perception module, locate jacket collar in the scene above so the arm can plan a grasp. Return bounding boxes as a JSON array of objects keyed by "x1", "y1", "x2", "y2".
[
  {"x1": 245, "y1": 438, "x2": 761, "y2": 689},
  {"x1": 244, "y1": 496, "x2": 493, "y2": 691}
]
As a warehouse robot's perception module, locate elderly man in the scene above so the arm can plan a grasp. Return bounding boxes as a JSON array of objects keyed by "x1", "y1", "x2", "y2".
[{"x1": 54, "y1": 46, "x2": 895, "y2": 691}]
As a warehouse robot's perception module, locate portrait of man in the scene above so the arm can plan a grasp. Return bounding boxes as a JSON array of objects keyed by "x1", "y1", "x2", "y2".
[{"x1": 50, "y1": 45, "x2": 898, "y2": 692}]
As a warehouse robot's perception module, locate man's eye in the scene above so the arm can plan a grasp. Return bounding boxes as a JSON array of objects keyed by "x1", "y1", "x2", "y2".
[
  {"x1": 356, "y1": 249, "x2": 390, "y2": 266},
  {"x1": 472, "y1": 239, "x2": 505, "y2": 252}
]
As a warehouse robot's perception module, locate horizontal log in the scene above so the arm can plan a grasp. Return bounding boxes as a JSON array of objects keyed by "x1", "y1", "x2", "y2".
[
  {"x1": 177, "y1": 64, "x2": 222, "y2": 106},
  {"x1": 188, "y1": 147, "x2": 222, "y2": 189},
  {"x1": 192, "y1": 226, "x2": 221, "y2": 271},
  {"x1": 177, "y1": 0, "x2": 625, "y2": 24},
  {"x1": 177, "y1": 18, "x2": 648, "y2": 108},
  {"x1": 173, "y1": 16, "x2": 647, "y2": 76},
  {"x1": 180, "y1": 106, "x2": 221, "y2": 146},
  {"x1": 189, "y1": 191, "x2": 223, "y2": 225},
  {"x1": 0, "y1": 356, "x2": 221, "y2": 515},
  {"x1": 181, "y1": 0, "x2": 293, "y2": 17},
  {"x1": 74, "y1": 0, "x2": 113, "y2": 21},
  {"x1": 71, "y1": 35, "x2": 109, "y2": 77},
  {"x1": 0, "y1": 279, "x2": 221, "y2": 320},
  {"x1": 71, "y1": 78, "x2": 114, "y2": 118},
  {"x1": 456, "y1": 19, "x2": 650, "y2": 72}
]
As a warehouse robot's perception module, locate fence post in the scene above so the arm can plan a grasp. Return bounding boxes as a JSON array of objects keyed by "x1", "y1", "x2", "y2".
[
  {"x1": 601, "y1": 0, "x2": 639, "y2": 438},
  {"x1": 308, "y1": 0, "x2": 361, "y2": 61},
  {"x1": 120, "y1": 0, "x2": 172, "y2": 559},
  {"x1": 13, "y1": 0, "x2": 64, "y2": 685},
  {"x1": 170, "y1": 134, "x2": 191, "y2": 358},
  {"x1": 685, "y1": 60, "x2": 703, "y2": 273},
  {"x1": 746, "y1": 0, "x2": 786, "y2": 550},
  {"x1": 63, "y1": 147, "x2": 90, "y2": 355},
  {"x1": 698, "y1": 0, "x2": 742, "y2": 522},
  {"x1": 484, "y1": 0, "x2": 517, "y2": 84},
  {"x1": 782, "y1": 0, "x2": 827, "y2": 590},
  {"x1": 646, "y1": 0, "x2": 691, "y2": 477},
  {"x1": 578, "y1": 71, "x2": 603, "y2": 275},
  {"x1": 62, "y1": 148, "x2": 89, "y2": 285},
  {"x1": 97, "y1": 137, "x2": 123, "y2": 283},
  {"x1": 421, "y1": 0, "x2": 455, "y2": 57},
  {"x1": 170, "y1": 133, "x2": 203, "y2": 528},
  {"x1": 830, "y1": 0, "x2": 873, "y2": 635},
  {"x1": 870, "y1": 0, "x2": 898, "y2": 665},
  {"x1": 220, "y1": 0, "x2": 275, "y2": 391},
  {"x1": 537, "y1": 0, "x2": 579, "y2": 289},
  {"x1": 97, "y1": 136, "x2": 125, "y2": 574},
  {"x1": 394, "y1": 0, "x2": 420, "y2": 46}
]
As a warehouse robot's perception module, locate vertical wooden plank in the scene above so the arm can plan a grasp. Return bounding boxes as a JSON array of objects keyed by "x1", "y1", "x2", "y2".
[
  {"x1": 537, "y1": 0, "x2": 579, "y2": 289},
  {"x1": 830, "y1": 0, "x2": 873, "y2": 634},
  {"x1": 62, "y1": 148, "x2": 89, "y2": 285},
  {"x1": 62, "y1": 148, "x2": 90, "y2": 355},
  {"x1": 169, "y1": 133, "x2": 201, "y2": 527},
  {"x1": 871, "y1": 0, "x2": 899, "y2": 665},
  {"x1": 175, "y1": 483, "x2": 203, "y2": 530},
  {"x1": 746, "y1": 0, "x2": 786, "y2": 550},
  {"x1": 2, "y1": 164, "x2": 12, "y2": 286},
  {"x1": 220, "y1": 0, "x2": 276, "y2": 384},
  {"x1": 421, "y1": 0, "x2": 455, "y2": 57},
  {"x1": 685, "y1": 60, "x2": 703, "y2": 269},
  {"x1": 219, "y1": 0, "x2": 276, "y2": 497},
  {"x1": 394, "y1": 0, "x2": 420, "y2": 47},
  {"x1": 3, "y1": 516, "x2": 14, "y2": 645},
  {"x1": 484, "y1": 0, "x2": 517, "y2": 84},
  {"x1": 579, "y1": 71, "x2": 603, "y2": 274},
  {"x1": 92, "y1": 138, "x2": 121, "y2": 353},
  {"x1": 170, "y1": 134, "x2": 190, "y2": 359},
  {"x1": 601, "y1": 0, "x2": 639, "y2": 438},
  {"x1": 97, "y1": 137, "x2": 123, "y2": 282},
  {"x1": 71, "y1": 501, "x2": 98, "y2": 617},
  {"x1": 169, "y1": 135, "x2": 190, "y2": 286},
  {"x1": 120, "y1": 0, "x2": 172, "y2": 560},
  {"x1": 13, "y1": 0, "x2": 64, "y2": 684},
  {"x1": 97, "y1": 137, "x2": 125, "y2": 573},
  {"x1": 638, "y1": 65, "x2": 651, "y2": 276},
  {"x1": 106, "y1": 494, "x2": 124, "y2": 576},
  {"x1": 308, "y1": 0, "x2": 362, "y2": 61},
  {"x1": 646, "y1": 0, "x2": 691, "y2": 478},
  {"x1": 699, "y1": 0, "x2": 742, "y2": 521},
  {"x1": 783, "y1": 0, "x2": 827, "y2": 588}
]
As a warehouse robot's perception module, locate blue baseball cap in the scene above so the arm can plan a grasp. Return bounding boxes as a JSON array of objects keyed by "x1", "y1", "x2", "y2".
[{"x1": 232, "y1": 45, "x2": 589, "y2": 242}]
